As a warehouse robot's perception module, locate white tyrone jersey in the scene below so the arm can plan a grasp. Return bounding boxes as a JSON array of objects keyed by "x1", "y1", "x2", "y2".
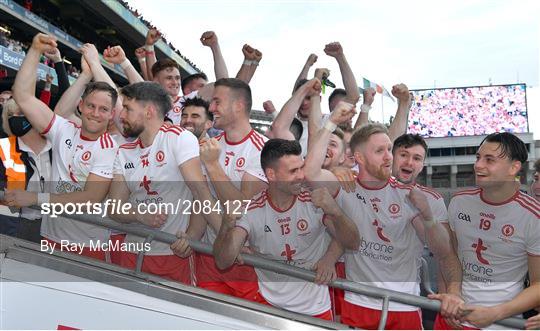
[
  {"x1": 114, "y1": 124, "x2": 199, "y2": 255},
  {"x1": 415, "y1": 183, "x2": 448, "y2": 222},
  {"x1": 236, "y1": 190, "x2": 331, "y2": 316},
  {"x1": 41, "y1": 115, "x2": 118, "y2": 244},
  {"x1": 336, "y1": 177, "x2": 424, "y2": 311},
  {"x1": 166, "y1": 91, "x2": 198, "y2": 125},
  {"x1": 203, "y1": 129, "x2": 268, "y2": 244},
  {"x1": 449, "y1": 188, "x2": 540, "y2": 310}
]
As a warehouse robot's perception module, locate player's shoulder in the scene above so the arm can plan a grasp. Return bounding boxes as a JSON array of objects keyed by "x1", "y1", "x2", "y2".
[
  {"x1": 297, "y1": 189, "x2": 312, "y2": 203},
  {"x1": 159, "y1": 123, "x2": 186, "y2": 136},
  {"x1": 514, "y1": 191, "x2": 540, "y2": 219},
  {"x1": 247, "y1": 129, "x2": 267, "y2": 151},
  {"x1": 119, "y1": 139, "x2": 142, "y2": 150},
  {"x1": 247, "y1": 190, "x2": 269, "y2": 212},
  {"x1": 97, "y1": 132, "x2": 117, "y2": 150},
  {"x1": 389, "y1": 177, "x2": 413, "y2": 191},
  {"x1": 415, "y1": 183, "x2": 444, "y2": 200},
  {"x1": 450, "y1": 187, "x2": 482, "y2": 202}
]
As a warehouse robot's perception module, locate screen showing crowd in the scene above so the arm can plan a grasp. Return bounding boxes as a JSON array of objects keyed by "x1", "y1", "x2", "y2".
[{"x1": 408, "y1": 84, "x2": 528, "y2": 138}]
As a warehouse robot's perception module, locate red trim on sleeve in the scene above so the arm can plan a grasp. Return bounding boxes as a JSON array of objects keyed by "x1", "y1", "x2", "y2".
[{"x1": 41, "y1": 114, "x2": 56, "y2": 135}]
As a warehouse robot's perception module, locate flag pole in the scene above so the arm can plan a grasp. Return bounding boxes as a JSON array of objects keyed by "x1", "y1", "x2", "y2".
[{"x1": 381, "y1": 93, "x2": 385, "y2": 125}]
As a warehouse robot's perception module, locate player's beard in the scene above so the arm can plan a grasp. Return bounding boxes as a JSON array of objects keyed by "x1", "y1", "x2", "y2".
[
  {"x1": 123, "y1": 121, "x2": 144, "y2": 138},
  {"x1": 365, "y1": 161, "x2": 391, "y2": 181}
]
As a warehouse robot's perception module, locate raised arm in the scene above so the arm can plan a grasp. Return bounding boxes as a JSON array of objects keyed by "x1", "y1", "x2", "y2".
[
  {"x1": 307, "y1": 68, "x2": 329, "y2": 143},
  {"x1": 200, "y1": 31, "x2": 228, "y2": 80},
  {"x1": 12, "y1": 33, "x2": 55, "y2": 133},
  {"x1": 103, "y1": 45, "x2": 144, "y2": 84},
  {"x1": 54, "y1": 56, "x2": 92, "y2": 123},
  {"x1": 354, "y1": 87, "x2": 376, "y2": 129},
  {"x1": 80, "y1": 43, "x2": 117, "y2": 89},
  {"x1": 144, "y1": 29, "x2": 160, "y2": 80},
  {"x1": 43, "y1": 47, "x2": 70, "y2": 100},
  {"x1": 292, "y1": 53, "x2": 318, "y2": 94},
  {"x1": 388, "y1": 84, "x2": 412, "y2": 142},
  {"x1": 324, "y1": 42, "x2": 360, "y2": 105},
  {"x1": 304, "y1": 101, "x2": 355, "y2": 192},
  {"x1": 270, "y1": 78, "x2": 320, "y2": 140},
  {"x1": 235, "y1": 44, "x2": 260, "y2": 84},
  {"x1": 134, "y1": 47, "x2": 149, "y2": 81}
]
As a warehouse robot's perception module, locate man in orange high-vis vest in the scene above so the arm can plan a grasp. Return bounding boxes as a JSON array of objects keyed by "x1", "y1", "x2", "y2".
[{"x1": 0, "y1": 99, "x2": 52, "y2": 242}]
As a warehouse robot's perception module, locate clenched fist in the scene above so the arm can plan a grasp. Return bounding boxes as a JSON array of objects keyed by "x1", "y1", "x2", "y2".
[
  {"x1": 200, "y1": 138, "x2": 221, "y2": 164},
  {"x1": 363, "y1": 87, "x2": 376, "y2": 106},
  {"x1": 263, "y1": 100, "x2": 276, "y2": 114},
  {"x1": 311, "y1": 187, "x2": 341, "y2": 217},
  {"x1": 302, "y1": 78, "x2": 322, "y2": 97},
  {"x1": 146, "y1": 28, "x2": 161, "y2": 46},
  {"x1": 31, "y1": 33, "x2": 57, "y2": 54},
  {"x1": 103, "y1": 45, "x2": 126, "y2": 65},
  {"x1": 391, "y1": 83, "x2": 411, "y2": 104},
  {"x1": 329, "y1": 101, "x2": 356, "y2": 126},
  {"x1": 200, "y1": 31, "x2": 218, "y2": 47},
  {"x1": 324, "y1": 42, "x2": 343, "y2": 58},
  {"x1": 306, "y1": 53, "x2": 318, "y2": 66},
  {"x1": 314, "y1": 68, "x2": 330, "y2": 81},
  {"x1": 242, "y1": 44, "x2": 256, "y2": 61}
]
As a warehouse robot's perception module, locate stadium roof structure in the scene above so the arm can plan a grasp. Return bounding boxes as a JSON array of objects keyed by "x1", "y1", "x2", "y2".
[{"x1": 0, "y1": 0, "x2": 200, "y2": 90}]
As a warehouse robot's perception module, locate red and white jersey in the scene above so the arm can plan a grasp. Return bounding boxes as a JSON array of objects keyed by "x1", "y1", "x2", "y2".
[
  {"x1": 166, "y1": 91, "x2": 198, "y2": 125},
  {"x1": 113, "y1": 124, "x2": 199, "y2": 255},
  {"x1": 202, "y1": 129, "x2": 268, "y2": 244},
  {"x1": 40, "y1": 115, "x2": 118, "y2": 245},
  {"x1": 448, "y1": 188, "x2": 540, "y2": 310},
  {"x1": 336, "y1": 177, "x2": 424, "y2": 311},
  {"x1": 235, "y1": 190, "x2": 331, "y2": 316},
  {"x1": 415, "y1": 183, "x2": 448, "y2": 223}
]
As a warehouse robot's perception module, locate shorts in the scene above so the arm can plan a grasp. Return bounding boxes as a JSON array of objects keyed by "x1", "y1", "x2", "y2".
[
  {"x1": 195, "y1": 252, "x2": 260, "y2": 301},
  {"x1": 341, "y1": 300, "x2": 423, "y2": 330},
  {"x1": 434, "y1": 313, "x2": 479, "y2": 330},
  {"x1": 42, "y1": 237, "x2": 106, "y2": 261},
  {"x1": 330, "y1": 261, "x2": 345, "y2": 316},
  {"x1": 108, "y1": 233, "x2": 126, "y2": 265},
  {"x1": 257, "y1": 295, "x2": 333, "y2": 321},
  {"x1": 120, "y1": 251, "x2": 192, "y2": 285}
]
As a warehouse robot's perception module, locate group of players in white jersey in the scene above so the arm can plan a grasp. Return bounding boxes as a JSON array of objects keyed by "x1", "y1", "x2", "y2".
[{"x1": 2, "y1": 31, "x2": 539, "y2": 330}]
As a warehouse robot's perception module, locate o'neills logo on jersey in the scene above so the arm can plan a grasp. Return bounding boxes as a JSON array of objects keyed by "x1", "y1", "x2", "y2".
[
  {"x1": 236, "y1": 157, "x2": 245, "y2": 168},
  {"x1": 472, "y1": 238, "x2": 490, "y2": 265},
  {"x1": 479, "y1": 212, "x2": 495, "y2": 220},
  {"x1": 372, "y1": 219, "x2": 391, "y2": 242},
  {"x1": 81, "y1": 151, "x2": 91, "y2": 162},
  {"x1": 124, "y1": 162, "x2": 134, "y2": 169},
  {"x1": 277, "y1": 216, "x2": 291, "y2": 224}
]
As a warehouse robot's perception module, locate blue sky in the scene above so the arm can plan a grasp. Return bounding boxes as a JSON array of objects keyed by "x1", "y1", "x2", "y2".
[{"x1": 127, "y1": 0, "x2": 539, "y2": 137}]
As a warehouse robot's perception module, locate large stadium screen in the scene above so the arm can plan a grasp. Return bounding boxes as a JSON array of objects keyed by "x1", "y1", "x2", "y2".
[{"x1": 407, "y1": 84, "x2": 528, "y2": 138}]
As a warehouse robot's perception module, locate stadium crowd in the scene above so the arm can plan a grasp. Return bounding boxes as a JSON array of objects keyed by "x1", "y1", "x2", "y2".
[
  {"x1": 409, "y1": 86, "x2": 529, "y2": 138},
  {"x1": 0, "y1": 28, "x2": 538, "y2": 330}
]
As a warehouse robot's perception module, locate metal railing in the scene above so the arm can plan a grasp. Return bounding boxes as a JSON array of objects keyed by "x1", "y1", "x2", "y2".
[{"x1": 14, "y1": 208, "x2": 523, "y2": 330}]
